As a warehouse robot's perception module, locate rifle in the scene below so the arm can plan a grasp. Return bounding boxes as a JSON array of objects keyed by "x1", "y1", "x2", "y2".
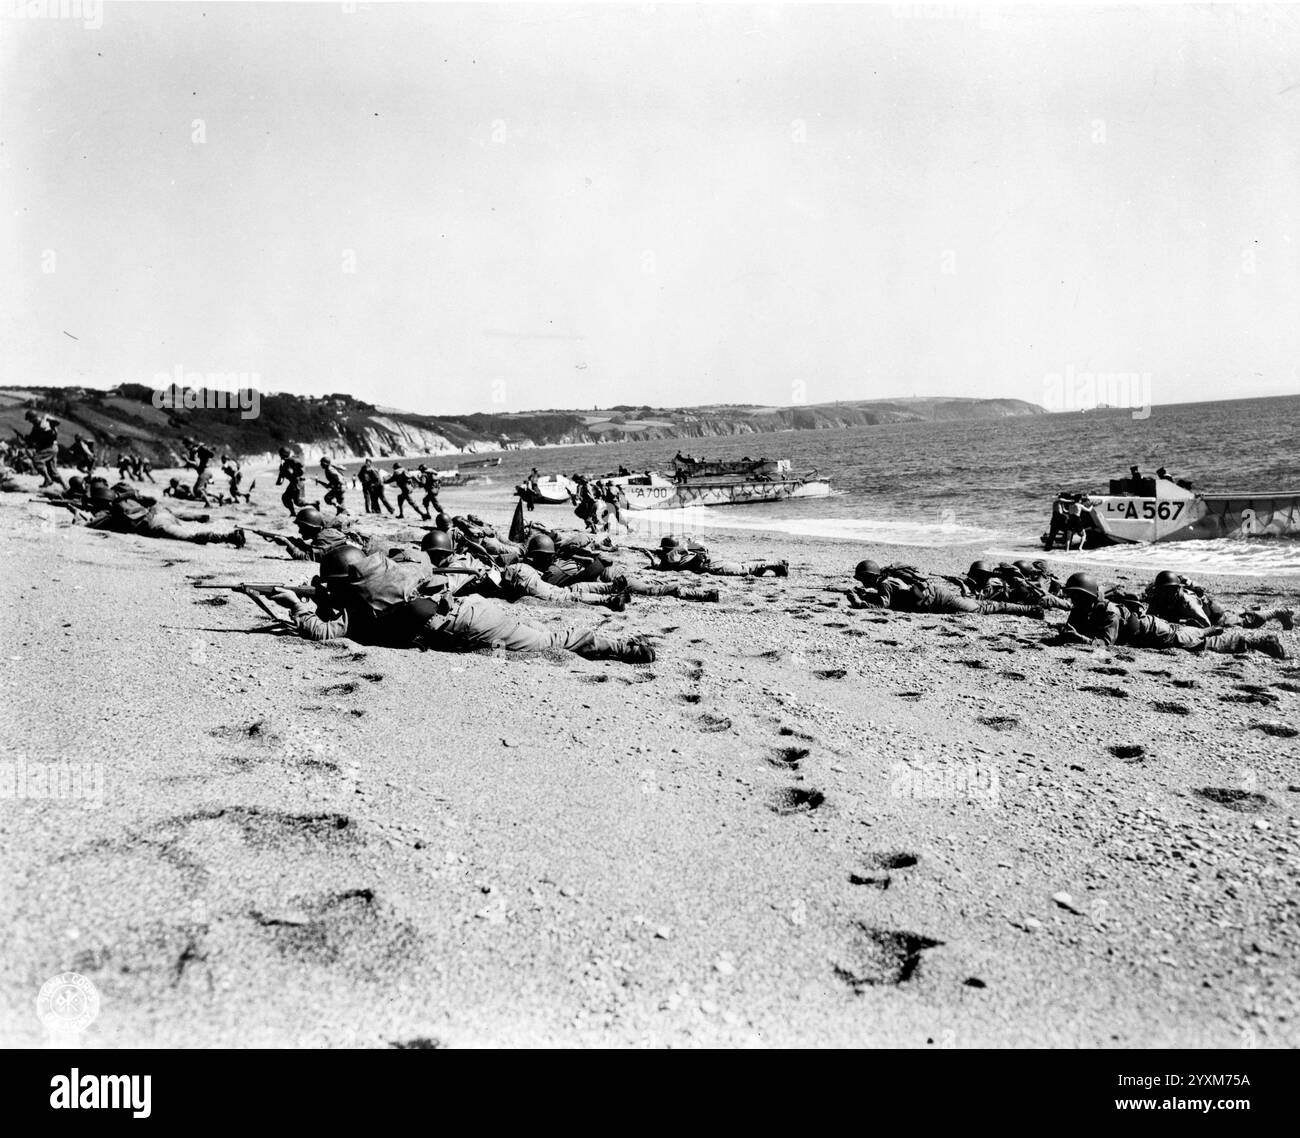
[
  {"x1": 31, "y1": 497, "x2": 88, "y2": 517},
  {"x1": 194, "y1": 582, "x2": 320, "y2": 626}
]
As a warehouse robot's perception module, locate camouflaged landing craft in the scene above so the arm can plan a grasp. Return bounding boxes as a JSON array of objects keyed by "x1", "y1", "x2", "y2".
[
  {"x1": 615, "y1": 458, "x2": 832, "y2": 511},
  {"x1": 1061, "y1": 474, "x2": 1300, "y2": 544}
]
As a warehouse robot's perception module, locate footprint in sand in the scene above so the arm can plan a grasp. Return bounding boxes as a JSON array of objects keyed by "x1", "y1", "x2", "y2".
[
  {"x1": 1194, "y1": 787, "x2": 1268, "y2": 812},
  {"x1": 1252, "y1": 722, "x2": 1299, "y2": 738},
  {"x1": 323, "y1": 681, "x2": 360, "y2": 696},
  {"x1": 777, "y1": 725, "x2": 814, "y2": 740},
  {"x1": 768, "y1": 787, "x2": 826, "y2": 815},
  {"x1": 1273, "y1": 681, "x2": 1300, "y2": 694},
  {"x1": 833, "y1": 925, "x2": 943, "y2": 989},
  {"x1": 895, "y1": 691, "x2": 923, "y2": 701},
  {"x1": 1220, "y1": 692, "x2": 1278, "y2": 706},
  {"x1": 677, "y1": 692, "x2": 701, "y2": 704},
  {"x1": 580, "y1": 674, "x2": 612, "y2": 685},
  {"x1": 1000, "y1": 670, "x2": 1027, "y2": 681},
  {"x1": 697, "y1": 713, "x2": 731, "y2": 733},
  {"x1": 1080, "y1": 685, "x2": 1128, "y2": 699},
  {"x1": 850, "y1": 852, "x2": 919, "y2": 890},
  {"x1": 1152, "y1": 701, "x2": 1191, "y2": 715},
  {"x1": 682, "y1": 659, "x2": 705, "y2": 682},
  {"x1": 978, "y1": 715, "x2": 1019, "y2": 731},
  {"x1": 768, "y1": 746, "x2": 809, "y2": 770},
  {"x1": 1091, "y1": 666, "x2": 1129, "y2": 676},
  {"x1": 815, "y1": 668, "x2": 847, "y2": 680}
]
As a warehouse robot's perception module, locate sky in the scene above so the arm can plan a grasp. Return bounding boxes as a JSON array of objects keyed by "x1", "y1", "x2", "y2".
[{"x1": 2, "y1": 2, "x2": 1299, "y2": 416}]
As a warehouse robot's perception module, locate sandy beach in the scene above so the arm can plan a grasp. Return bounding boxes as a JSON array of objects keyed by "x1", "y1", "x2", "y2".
[{"x1": 2, "y1": 470, "x2": 1298, "y2": 1048}]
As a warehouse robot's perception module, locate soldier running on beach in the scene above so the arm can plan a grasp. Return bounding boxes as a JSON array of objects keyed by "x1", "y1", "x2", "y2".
[
  {"x1": 318, "y1": 457, "x2": 346, "y2": 513},
  {"x1": 275, "y1": 448, "x2": 315, "y2": 516},
  {"x1": 848, "y1": 561, "x2": 1044, "y2": 618},
  {"x1": 267, "y1": 545, "x2": 654, "y2": 662},
  {"x1": 20, "y1": 410, "x2": 65, "y2": 490},
  {"x1": 1057, "y1": 573, "x2": 1288, "y2": 657},
  {"x1": 385, "y1": 463, "x2": 429, "y2": 521},
  {"x1": 416, "y1": 465, "x2": 443, "y2": 516},
  {"x1": 1142, "y1": 571, "x2": 1293, "y2": 631},
  {"x1": 220, "y1": 455, "x2": 252, "y2": 503}
]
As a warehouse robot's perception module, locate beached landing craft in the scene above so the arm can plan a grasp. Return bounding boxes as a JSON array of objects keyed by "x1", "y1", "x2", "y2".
[
  {"x1": 1051, "y1": 473, "x2": 1300, "y2": 545},
  {"x1": 615, "y1": 457, "x2": 831, "y2": 511}
]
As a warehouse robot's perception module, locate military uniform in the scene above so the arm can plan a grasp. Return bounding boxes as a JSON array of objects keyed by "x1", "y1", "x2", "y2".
[
  {"x1": 1066, "y1": 598, "x2": 1287, "y2": 656},
  {"x1": 385, "y1": 468, "x2": 428, "y2": 520},
  {"x1": 287, "y1": 553, "x2": 651, "y2": 661},
  {"x1": 86, "y1": 497, "x2": 244, "y2": 546},
  {"x1": 1145, "y1": 582, "x2": 1293, "y2": 631},
  {"x1": 276, "y1": 456, "x2": 308, "y2": 516},
  {"x1": 854, "y1": 568, "x2": 1041, "y2": 617},
  {"x1": 656, "y1": 544, "x2": 787, "y2": 577},
  {"x1": 543, "y1": 555, "x2": 716, "y2": 601}
]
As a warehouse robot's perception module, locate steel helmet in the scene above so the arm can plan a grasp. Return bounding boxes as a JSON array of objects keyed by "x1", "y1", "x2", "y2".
[
  {"x1": 67, "y1": 476, "x2": 85, "y2": 494},
  {"x1": 421, "y1": 529, "x2": 454, "y2": 557},
  {"x1": 279, "y1": 447, "x2": 291, "y2": 459},
  {"x1": 320, "y1": 456, "x2": 331, "y2": 466},
  {"x1": 967, "y1": 560, "x2": 993, "y2": 578},
  {"x1": 1013, "y1": 559, "x2": 1037, "y2": 576},
  {"x1": 319, "y1": 544, "x2": 366, "y2": 581},
  {"x1": 1153, "y1": 570, "x2": 1182, "y2": 590},
  {"x1": 854, "y1": 559, "x2": 882, "y2": 583},
  {"x1": 434, "y1": 512, "x2": 451, "y2": 531},
  {"x1": 660, "y1": 535, "x2": 680, "y2": 550},
  {"x1": 1063, "y1": 572, "x2": 1101, "y2": 601},
  {"x1": 526, "y1": 533, "x2": 556, "y2": 560},
  {"x1": 391, "y1": 462, "x2": 401, "y2": 470},
  {"x1": 295, "y1": 507, "x2": 325, "y2": 531}
]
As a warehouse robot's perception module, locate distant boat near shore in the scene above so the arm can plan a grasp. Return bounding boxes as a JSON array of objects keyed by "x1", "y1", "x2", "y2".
[
  {"x1": 1049, "y1": 473, "x2": 1300, "y2": 545},
  {"x1": 614, "y1": 457, "x2": 831, "y2": 511}
]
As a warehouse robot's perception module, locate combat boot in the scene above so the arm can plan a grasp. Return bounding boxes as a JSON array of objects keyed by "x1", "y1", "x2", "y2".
[
  {"x1": 604, "y1": 592, "x2": 629, "y2": 612},
  {"x1": 978, "y1": 602, "x2": 1044, "y2": 618},
  {"x1": 1252, "y1": 633, "x2": 1291, "y2": 660},
  {"x1": 677, "y1": 586, "x2": 719, "y2": 602}
]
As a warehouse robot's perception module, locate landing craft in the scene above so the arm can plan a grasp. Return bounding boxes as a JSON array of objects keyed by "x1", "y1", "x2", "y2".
[
  {"x1": 615, "y1": 458, "x2": 831, "y2": 511},
  {"x1": 1047, "y1": 473, "x2": 1300, "y2": 545}
]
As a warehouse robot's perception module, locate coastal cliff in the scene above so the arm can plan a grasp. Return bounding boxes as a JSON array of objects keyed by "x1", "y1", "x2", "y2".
[{"x1": 0, "y1": 385, "x2": 1042, "y2": 465}]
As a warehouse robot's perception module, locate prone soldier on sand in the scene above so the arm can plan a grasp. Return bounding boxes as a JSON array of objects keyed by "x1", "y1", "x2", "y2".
[
  {"x1": 266, "y1": 545, "x2": 654, "y2": 662},
  {"x1": 82, "y1": 482, "x2": 246, "y2": 547},
  {"x1": 1055, "y1": 573, "x2": 1288, "y2": 658},
  {"x1": 847, "y1": 561, "x2": 1045, "y2": 618},
  {"x1": 1142, "y1": 570, "x2": 1293, "y2": 631},
  {"x1": 636, "y1": 535, "x2": 788, "y2": 578},
  {"x1": 427, "y1": 531, "x2": 628, "y2": 611},
  {"x1": 538, "y1": 535, "x2": 719, "y2": 602},
  {"x1": 254, "y1": 506, "x2": 381, "y2": 561},
  {"x1": 960, "y1": 560, "x2": 1072, "y2": 611}
]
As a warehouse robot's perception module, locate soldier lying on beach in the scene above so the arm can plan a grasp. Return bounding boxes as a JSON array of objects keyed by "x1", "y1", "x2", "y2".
[
  {"x1": 1055, "y1": 573, "x2": 1289, "y2": 658},
  {"x1": 82, "y1": 484, "x2": 246, "y2": 548},
  {"x1": 636, "y1": 535, "x2": 788, "y2": 577},
  {"x1": 847, "y1": 561, "x2": 1044, "y2": 617},
  {"x1": 535, "y1": 536, "x2": 720, "y2": 602},
  {"x1": 254, "y1": 507, "x2": 383, "y2": 562},
  {"x1": 959, "y1": 560, "x2": 1072, "y2": 610},
  {"x1": 1142, "y1": 571, "x2": 1293, "y2": 631},
  {"x1": 266, "y1": 545, "x2": 654, "y2": 662},
  {"x1": 422, "y1": 529, "x2": 628, "y2": 611}
]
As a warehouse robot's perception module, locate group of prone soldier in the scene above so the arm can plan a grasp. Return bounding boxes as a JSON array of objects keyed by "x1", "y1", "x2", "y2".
[
  {"x1": 843, "y1": 557, "x2": 1291, "y2": 660},
  {"x1": 239, "y1": 513, "x2": 790, "y2": 664}
]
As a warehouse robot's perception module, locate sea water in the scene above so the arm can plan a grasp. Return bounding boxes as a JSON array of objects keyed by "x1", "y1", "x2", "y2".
[{"x1": 343, "y1": 394, "x2": 1300, "y2": 576}]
